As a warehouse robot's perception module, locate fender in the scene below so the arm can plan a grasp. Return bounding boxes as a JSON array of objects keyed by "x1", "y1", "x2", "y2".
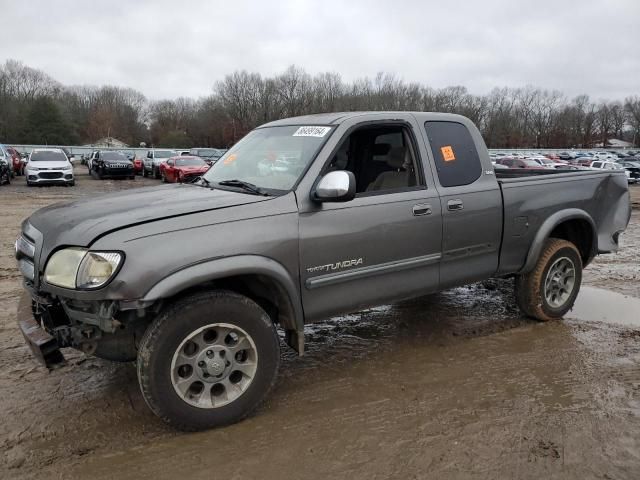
[
  {"x1": 142, "y1": 255, "x2": 304, "y2": 335},
  {"x1": 519, "y1": 208, "x2": 597, "y2": 274}
]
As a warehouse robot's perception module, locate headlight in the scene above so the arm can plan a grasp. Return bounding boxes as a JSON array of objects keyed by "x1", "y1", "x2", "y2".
[
  {"x1": 44, "y1": 248, "x2": 123, "y2": 289},
  {"x1": 61, "y1": 165, "x2": 72, "y2": 171},
  {"x1": 77, "y1": 252, "x2": 122, "y2": 289}
]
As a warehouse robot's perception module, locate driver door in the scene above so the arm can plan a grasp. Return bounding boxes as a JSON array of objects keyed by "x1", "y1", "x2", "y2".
[{"x1": 297, "y1": 117, "x2": 442, "y2": 322}]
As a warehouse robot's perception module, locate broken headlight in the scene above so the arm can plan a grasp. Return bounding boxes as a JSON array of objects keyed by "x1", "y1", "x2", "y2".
[{"x1": 44, "y1": 248, "x2": 123, "y2": 289}]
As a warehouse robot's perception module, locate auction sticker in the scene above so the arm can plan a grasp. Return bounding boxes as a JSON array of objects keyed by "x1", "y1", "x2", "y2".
[
  {"x1": 223, "y1": 153, "x2": 238, "y2": 165},
  {"x1": 440, "y1": 145, "x2": 456, "y2": 162},
  {"x1": 293, "y1": 126, "x2": 331, "y2": 137}
]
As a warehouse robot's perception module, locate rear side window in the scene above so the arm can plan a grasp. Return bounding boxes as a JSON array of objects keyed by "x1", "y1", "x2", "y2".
[{"x1": 424, "y1": 121, "x2": 482, "y2": 187}]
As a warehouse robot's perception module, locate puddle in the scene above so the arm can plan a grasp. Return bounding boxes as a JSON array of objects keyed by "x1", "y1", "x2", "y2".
[{"x1": 568, "y1": 286, "x2": 640, "y2": 327}]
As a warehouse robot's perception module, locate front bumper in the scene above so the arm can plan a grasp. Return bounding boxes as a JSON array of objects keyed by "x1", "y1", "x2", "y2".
[
  {"x1": 27, "y1": 170, "x2": 74, "y2": 184},
  {"x1": 101, "y1": 167, "x2": 134, "y2": 177},
  {"x1": 17, "y1": 292, "x2": 65, "y2": 369}
]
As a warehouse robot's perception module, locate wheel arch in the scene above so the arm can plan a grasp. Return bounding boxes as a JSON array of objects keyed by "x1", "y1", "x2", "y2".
[
  {"x1": 142, "y1": 255, "x2": 305, "y2": 353},
  {"x1": 520, "y1": 209, "x2": 597, "y2": 274}
]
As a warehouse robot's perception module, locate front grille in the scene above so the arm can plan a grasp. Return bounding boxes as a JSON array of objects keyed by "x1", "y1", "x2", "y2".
[
  {"x1": 16, "y1": 235, "x2": 35, "y2": 258},
  {"x1": 39, "y1": 172, "x2": 63, "y2": 179},
  {"x1": 15, "y1": 235, "x2": 36, "y2": 281}
]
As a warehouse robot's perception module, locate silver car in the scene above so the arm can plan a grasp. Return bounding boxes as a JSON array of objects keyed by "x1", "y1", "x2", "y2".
[{"x1": 26, "y1": 148, "x2": 75, "y2": 186}]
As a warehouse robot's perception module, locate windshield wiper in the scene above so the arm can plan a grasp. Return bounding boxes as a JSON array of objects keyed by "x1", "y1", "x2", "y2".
[
  {"x1": 195, "y1": 177, "x2": 211, "y2": 188},
  {"x1": 216, "y1": 179, "x2": 271, "y2": 196}
]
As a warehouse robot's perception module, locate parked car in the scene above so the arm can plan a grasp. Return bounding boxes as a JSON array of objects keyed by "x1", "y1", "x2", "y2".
[
  {"x1": 574, "y1": 157, "x2": 594, "y2": 167},
  {"x1": 91, "y1": 151, "x2": 135, "y2": 180},
  {"x1": 159, "y1": 155, "x2": 210, "y2": 183},
  {"x1": 143, "y1": 149, "x2": 176, "y2": 178},
  {"x1": 619, "y1": 161, "x2": 640, "y2": 183},
  {"x1": 119, "y1": 150, "x2": 144, "y2": 175},
  {"x1": 25, "y1": 148, "x2": 75, "y2": 186},
  {"x1": 499, "y1": 158, "x2": 548, "y2": 169},
  {"x1": 86, "y1": 150, "x2": 98, "y2": 171},
  {"x1": 14, "y1": 112, "x2": 631, "y2": 431},
  {"x1": 0, "y1": 151, "x2": 11, "y2": 185},
  {"x1": 593, "y1": 152, "x2": 616, "y2": 161},
  {"x1": 4, "y1": 146, "x2": 24, "y2": 176},
  {"x1": 61, "y1": 147, "x2": 74, "y2": 161},
  {"x1": 189, "y1": 148, "x2": 224, "y2": 164},
  {"x1": 132, "y1": 155, "x2": 144, "y2": 175},
  {"x1": 590, "y1": 161, "x2": 633, "y2": 183}
]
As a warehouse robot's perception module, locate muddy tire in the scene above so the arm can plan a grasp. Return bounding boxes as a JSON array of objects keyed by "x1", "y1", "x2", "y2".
[
  {"x1": 137, "y1": 290, "x2": 280, "y2": 431},
  {"x1": 515, "y1": 238, "x2": 582, "y2": 321}
]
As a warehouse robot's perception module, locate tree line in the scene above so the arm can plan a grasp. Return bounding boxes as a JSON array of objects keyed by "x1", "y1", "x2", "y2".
[{"x1": 1, "y1": 60, "x2": 639, "y2": 149}]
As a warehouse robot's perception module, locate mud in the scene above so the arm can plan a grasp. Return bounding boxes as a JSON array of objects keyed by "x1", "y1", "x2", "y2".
[{"x1": 0, "y1": 171, "x2": 639, "y2": 479}]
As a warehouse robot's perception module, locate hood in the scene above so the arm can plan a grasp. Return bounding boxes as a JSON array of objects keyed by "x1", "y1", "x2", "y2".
[
  {"x1": 27, "y1": 160, "x2": 70, "y2": 169},
  {"x1": 176, "y1": 165, "x2": 209, "y2": 172},
  {"x1": 27, "y1": 184, "x2": 273, "y2": 249}
]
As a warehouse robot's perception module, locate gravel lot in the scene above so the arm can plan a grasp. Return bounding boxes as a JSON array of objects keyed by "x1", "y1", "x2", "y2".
[{"x1": 1, "y1": 168, "x2": 639, "y2": 480}]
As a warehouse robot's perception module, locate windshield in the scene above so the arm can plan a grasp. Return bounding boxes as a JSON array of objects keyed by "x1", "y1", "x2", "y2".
[
  {"x1": 154, "y1": 150, "x2": 175, "y2": 158},
  {"x1": 176, "y1": 157, "x2": 206, "y2": 166},
  {"x1": 102, "y1": 152, "x2": 128, "y2": 161},
  {"x1": 30, "y1": 151, "x2": 67, "y2": 162},
  {"x1": 202, "y1": 125, "x2": 332, "y2": 192}
]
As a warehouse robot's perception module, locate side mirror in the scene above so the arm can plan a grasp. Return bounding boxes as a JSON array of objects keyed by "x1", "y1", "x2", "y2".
[{"x1": 313, "y1": 170, "x2": 356, "y2": 202}]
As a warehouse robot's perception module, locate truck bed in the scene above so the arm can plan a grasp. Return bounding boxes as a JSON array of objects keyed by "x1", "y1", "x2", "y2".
[{"x1": 495, "y1": 169, "x2": 631, "y2": 275}]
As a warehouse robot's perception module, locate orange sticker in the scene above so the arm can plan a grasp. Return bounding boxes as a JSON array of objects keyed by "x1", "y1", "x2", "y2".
[
  {"x1": 223, "y1": 153, "x2": 237, "y2": 165},
  {"x1": 441, "y1": 146, "x2": 456, "y2": 162}
]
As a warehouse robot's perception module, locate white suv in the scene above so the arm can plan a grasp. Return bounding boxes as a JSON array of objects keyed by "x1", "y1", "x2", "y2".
[{"x1": 26, "y1": 148, "x2": 75, "y2": 186}]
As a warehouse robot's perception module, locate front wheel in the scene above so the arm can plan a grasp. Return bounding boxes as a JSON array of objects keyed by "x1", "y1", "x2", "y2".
[
  {"x1": 515, "y1": 238, "x2": 582, "y2": 321},
  {"x1": 137, "y1": 290, "x2": 280, "y2": 431}
]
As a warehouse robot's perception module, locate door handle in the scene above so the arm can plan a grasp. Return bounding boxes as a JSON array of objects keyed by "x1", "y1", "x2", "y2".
[
  {"x1": 447, "y1": 199, "x2": 464, "y2": 211},
  {"x1": 412, "y1": 203, "x2": 432, "y2": 216}
]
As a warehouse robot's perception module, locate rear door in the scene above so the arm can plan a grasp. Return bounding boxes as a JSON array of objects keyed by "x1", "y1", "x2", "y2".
[{"x1": 422, "y1": 121, "x2": 503, "y2": 289}]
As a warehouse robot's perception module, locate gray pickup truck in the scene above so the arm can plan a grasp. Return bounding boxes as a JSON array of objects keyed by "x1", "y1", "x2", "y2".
[{"x1": 15, "y1": 112, "x2": 630, "y2": 430}]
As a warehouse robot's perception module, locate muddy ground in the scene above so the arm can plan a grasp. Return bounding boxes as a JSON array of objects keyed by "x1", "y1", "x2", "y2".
[{"x1": 0, "y1": 169, "x2": 639, "y2": 479}]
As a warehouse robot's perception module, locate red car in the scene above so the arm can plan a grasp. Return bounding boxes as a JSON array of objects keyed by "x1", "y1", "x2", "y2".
[
  {"x1": 159, "y1": 156, "x2": 210, "y2": 183},
  {"x1": 6, "y1": 146, "x2": 23, "y2": 175},
  {"x1": 132, "y1": 155, "x2": 144, "y2": 175}
]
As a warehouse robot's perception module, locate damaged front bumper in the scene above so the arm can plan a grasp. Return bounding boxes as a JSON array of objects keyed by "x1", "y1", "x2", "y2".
[{"x1": 17, "y1": 293, "x2": 65, "y2": 369}]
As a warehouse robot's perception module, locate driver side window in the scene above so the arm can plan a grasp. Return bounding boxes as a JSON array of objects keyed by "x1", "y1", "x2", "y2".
[{"x1": 324, "y1": 125, "x2": 423, "y2": 195}]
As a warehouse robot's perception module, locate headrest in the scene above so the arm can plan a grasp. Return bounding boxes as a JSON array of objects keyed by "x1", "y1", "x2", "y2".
[
  {"x1": 373, "y1": 143, "x2": 391, "y2": 156},
  {"x1": 387, "y1": 146, "x2": 406, "y2": 169}
]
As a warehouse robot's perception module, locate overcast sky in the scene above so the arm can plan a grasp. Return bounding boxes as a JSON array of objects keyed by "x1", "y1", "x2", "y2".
[{"x1": 1, "y1": 0, "x2": 639, "y2": 100}]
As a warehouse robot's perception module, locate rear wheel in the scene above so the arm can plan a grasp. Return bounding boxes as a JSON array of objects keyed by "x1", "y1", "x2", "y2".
[
  {"x1": 137, "y1": 290, "x2": 280, "y2": 431},
  {"x1": 515, "y1": 238, "x2": 582, "y2": 321}
]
